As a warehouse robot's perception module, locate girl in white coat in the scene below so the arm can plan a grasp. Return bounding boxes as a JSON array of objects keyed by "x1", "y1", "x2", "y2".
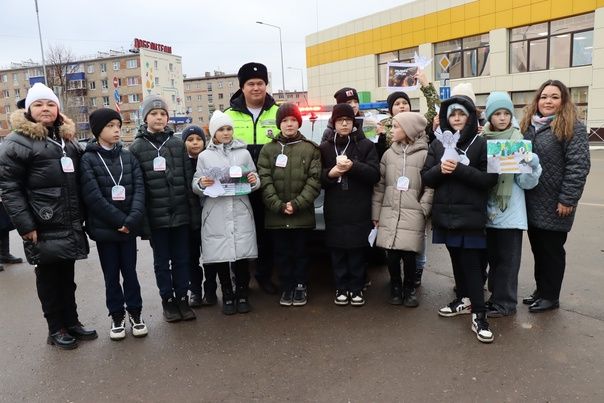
[{"x1": 192, "y1": 111, "x2": 260, "y2": 315}]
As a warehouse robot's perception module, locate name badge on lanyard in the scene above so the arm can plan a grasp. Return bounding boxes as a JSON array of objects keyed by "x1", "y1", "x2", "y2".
[
  {"x1": 153, "y1": 156, "x2": 166, "y2": 171},
  {"x1": 276, "y1": 154, "x2": 288, "y2": 168},
  {"x1": 229, "y1": 166, "x2": 242, "y2": 178},
  {"x1": 60, "y1": 156, "x2": 75, "y2": 173},
  {"x1": 396, "y1": 176, "x2": 409, "y2": 191},
  {"x1": 112, "y1": 185, "x2": 126, "y2": 201}
]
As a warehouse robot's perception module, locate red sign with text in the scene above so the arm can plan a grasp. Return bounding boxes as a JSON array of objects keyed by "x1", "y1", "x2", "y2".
[{"x1": 133, "y1": 38, "x2": 172, "y2": 54}]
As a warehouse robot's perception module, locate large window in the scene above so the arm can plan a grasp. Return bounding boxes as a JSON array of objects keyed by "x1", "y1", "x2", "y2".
[
  {"x1": 434, "y1": 34, "x2": 490, "y2": 80},
  {"x1": 510, "y1": 13, "x2": 594, "y2": 73},
  {"x1": 377, "y1": 47, "x2": 418, "y2": 87}
]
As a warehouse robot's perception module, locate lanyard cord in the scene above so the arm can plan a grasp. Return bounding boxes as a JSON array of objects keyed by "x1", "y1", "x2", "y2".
[
  {"x1": 278, "y1": 140, "x2": 302, "y2": 154},
  {"x1": 96, "y1": 152, "x2": 123, "y2": 187},
  {"x1": 334, "y1": 136, "x2": 351, "y2": 157},
  {"x1": 455, "y1": 134, "x2": 478, "y2": 156},
  {"x1": 145, "y1": 137, "x2": 170, "y2": 157},
  {"x1": 47, "y1": 137, "x2": 66, "y2": 156}
]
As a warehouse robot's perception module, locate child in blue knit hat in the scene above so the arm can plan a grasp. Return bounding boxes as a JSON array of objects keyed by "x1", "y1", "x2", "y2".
[{"x1": 482, "y1": 91, "x2": 542, "y2": 318}]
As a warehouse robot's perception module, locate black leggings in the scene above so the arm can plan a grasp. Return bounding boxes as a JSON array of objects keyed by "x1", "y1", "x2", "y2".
[{"x1": 386, "y1": 249, "x2": 417, "y2": 289}]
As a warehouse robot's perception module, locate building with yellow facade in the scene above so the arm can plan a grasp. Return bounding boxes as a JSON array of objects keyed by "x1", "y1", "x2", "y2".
[{"x1": 305, "y1": 0, "x2": 604, "y2": 139}]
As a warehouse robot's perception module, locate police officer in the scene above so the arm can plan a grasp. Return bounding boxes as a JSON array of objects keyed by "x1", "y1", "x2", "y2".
[{"x1": 225, "y1": 62, "x2": 280, "y2": 294}]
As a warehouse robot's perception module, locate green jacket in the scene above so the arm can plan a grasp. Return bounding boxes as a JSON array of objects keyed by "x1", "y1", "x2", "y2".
[{"x1": 257, "y1": 132, "x2": 321, "y2": 229}]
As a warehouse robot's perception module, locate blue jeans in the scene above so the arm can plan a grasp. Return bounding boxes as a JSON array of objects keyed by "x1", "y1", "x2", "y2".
[
  {"x1": 150, "y1": 225, "x2": 190, "y2": 299},
  {"x1": 97, "y1": 238, "x2": 142, "y2": 315}
]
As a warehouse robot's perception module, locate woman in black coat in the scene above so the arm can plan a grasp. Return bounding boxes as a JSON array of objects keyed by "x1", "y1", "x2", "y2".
[
  {"x1": 320, "y1": 104, "x2": 380, "y2": 306},
  {"x1": 0, "y1": 83, "x2": 96, "y2": 350},
  {"x1": 519, "y1": 80, "x2": 590, "y2": 312}
]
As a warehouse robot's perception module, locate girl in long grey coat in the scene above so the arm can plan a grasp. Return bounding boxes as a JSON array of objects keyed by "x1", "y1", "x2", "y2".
[
  {"x1": 192, "y1": 111, "x2": 260, "y2": 315},
  {"x1": 372, "y1": 112, "x2": 433, "y2": 307}
]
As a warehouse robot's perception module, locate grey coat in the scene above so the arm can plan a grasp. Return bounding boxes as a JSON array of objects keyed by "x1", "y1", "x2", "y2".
[
  {"x1": 523, "y1": 121, "x2": 590, "y2": 232},
  {"x1": 372, "y1": 136, "x2": 433, "y2": 252},
  {"x1": 192, "y1": 139, "x2": 260, "y2": 263}
]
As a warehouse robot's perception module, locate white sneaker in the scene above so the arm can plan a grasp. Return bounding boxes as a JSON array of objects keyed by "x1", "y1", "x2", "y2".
[
  {"x1": 471, "y1": 313, "x2": 494, "y2": 343},
  {"x1": 334, "y1": 290, "x2": 349, "y2": 305},
  {"x1": 128, "y1": 311, "x2": 148, "y2": 338},
  {"x1": 110, "y1": 314, "x2": 126, "y2": 341},
  {"x1": 349, "y1": 291, "x2": 365, "y2": 306},
  {"x1": 438, "y1": 297, "x2": 471, "y2": 317}
]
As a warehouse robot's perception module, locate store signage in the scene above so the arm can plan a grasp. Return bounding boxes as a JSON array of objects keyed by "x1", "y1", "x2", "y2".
[{"x1": 133, "y1": 38, "x2": 172, "y2": 54}]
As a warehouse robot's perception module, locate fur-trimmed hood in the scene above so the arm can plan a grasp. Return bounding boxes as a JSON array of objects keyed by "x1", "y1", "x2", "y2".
[{"x1": 9, "y1": 109, "x2": 76, "y2": 141}]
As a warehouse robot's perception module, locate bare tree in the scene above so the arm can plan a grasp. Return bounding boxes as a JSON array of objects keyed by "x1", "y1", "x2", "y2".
[{"x1": 45, "y1": 44, "x2": 88, "y2": 138}]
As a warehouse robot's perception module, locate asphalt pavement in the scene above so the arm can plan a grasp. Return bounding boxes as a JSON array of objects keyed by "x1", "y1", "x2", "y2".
[{"x1": 1, "y1": 150, "x2": 603, "y2": 402}]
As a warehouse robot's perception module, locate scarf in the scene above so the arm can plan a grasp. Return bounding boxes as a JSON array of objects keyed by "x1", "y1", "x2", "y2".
[
  {"x1": 483, "y1": 123, "x2": 523, "y2": 211},
  {"x1": 531, "y1": 114, "x2": 555, "y2": 131}
]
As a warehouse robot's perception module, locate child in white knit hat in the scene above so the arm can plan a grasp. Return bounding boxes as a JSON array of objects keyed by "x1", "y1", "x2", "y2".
[{"x1": 192, "y1": 110, "x2": 260, "y2": 315}]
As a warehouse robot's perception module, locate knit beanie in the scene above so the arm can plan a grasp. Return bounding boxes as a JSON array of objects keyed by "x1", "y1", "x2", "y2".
[
  {"x1": 181, "y1": 124, "x2": 206, "y2": 145},
  {"x1": 276, "y1": 102, "x2": 302, "y2": 128},
  {"x1": 140, "y1": 95, "x2": 169, "y2": 123},
  {"x1": 25, "y1": 82, "x2": 61, "y2": 110},
  {"x1": 331, "y1": 103, "x2": 355, "y2": 123},
  {"x1": 485, "y1": 91, "x2": 514, "y2": 122},
  {"x1": 209, "y1": 110, "x2": 234, "y2": 138},
  {"x1": 451, "y1": 83, "x2": 476, "y2": 105},
  {"x1": 446, "y1": 103, "x2": 469, "y2": 119},
  {"x1": 386, "y1": 91, "x2": 411, "y2": 115},
  {"x1": 333, "y1": 87, "x2": 359, "y2": 104},
  {"x1": 238, "y1": 62, "x2": 269, "y2": 88},
  {"x1": 89, "y1": 108, "x2": 122, "y2": 137},
  {"x1": 392, "y1": 112, "x2": 427, "y2": 141}
]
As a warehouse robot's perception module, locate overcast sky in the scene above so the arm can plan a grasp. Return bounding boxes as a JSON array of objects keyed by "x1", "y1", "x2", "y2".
[{"x1": 0, "y1": 0, "x2": 412, "y2": 92}]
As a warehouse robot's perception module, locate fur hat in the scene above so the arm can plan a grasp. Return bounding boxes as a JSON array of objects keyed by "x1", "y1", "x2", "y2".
[
  {"x1": 331, "y1": 103, "x2": 355, "y2": 123},
  {"x1": 238, "y1": 62, "x2": 269, "y2": 88},
  {"x1": 140, "y1": 95, "x2": 169, "y2": 122},
  {"x1": 209, "y1": 110, "x2": 234, "y2": 138},
  {"x1": 89, "y1": 108, "x2": 122, "y2": 137},
  {"x1": 181, "y1": 125, "x2": 206, "y2": 144},
  {"x1": 276, "y1": 102, "x2": 302, "y2": 128},
  {"x1": 446, "y1": 103, "x2": 469, "y2": 119},
  {"x1": 485, "y1": 91, "x2": 514, "y2": 122},
  {"x1": 451, "y1": 83, "x2": 476, "y2": 104},
  {"x1": 25, "y1": 83, "x2": 60, "y2": 110},
  {"x1": 386, "y1": 91, "x2": 411, "y2": 115},
  {"x1": 392, "y1": 112, "x2": 427, "y2": 141},
  {"x1": 333, "y1": 87, "x2": 359, "y2": 104}
]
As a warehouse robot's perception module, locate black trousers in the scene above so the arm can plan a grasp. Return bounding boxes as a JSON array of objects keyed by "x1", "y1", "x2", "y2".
[
  {"x1": 527, "y1": 227, "x2": 568, "y2": 300},
  {"x1": 487, "y1": 228, "x2": 523, "y2": 314},
  {"x1": 272, "y1": 229, "x2": 310, "y2": 292},
  {"x1": 447, "y1": 246, "x2": 486, "y2": 313},
  {"x1": 204, "y1": 260, "x2": 250, "y2": 298},
  {"x1": 35, "y1": 260, "x2": 79, "y2": 333},
  {"x1": 386, "y1": 249, "x2": 417, "y2": 290},
  {"x1": 330, "y1": 247, "x2": 365, "y2": 293},
  {"x1": 188, "y1": 229, "x2": 204, "y2": 295}
]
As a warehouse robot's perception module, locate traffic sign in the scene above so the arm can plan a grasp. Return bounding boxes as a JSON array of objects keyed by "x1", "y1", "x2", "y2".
[
  {"x1": 439, "y1": 55, "x2": 450, "y2": 72},
  {"x1": 439, "y1": 86, "x2": 450, "y2": 100}
]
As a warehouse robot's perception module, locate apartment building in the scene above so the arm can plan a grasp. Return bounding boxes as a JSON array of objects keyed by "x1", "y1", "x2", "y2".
[{"x1": 1, "y1": 38, "x2": 186, "y2": 142}]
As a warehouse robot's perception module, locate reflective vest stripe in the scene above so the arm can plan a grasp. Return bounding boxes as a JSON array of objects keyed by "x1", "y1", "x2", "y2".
[{"x1": 225, "y1": 106, "x2": 279, "y2": 145}]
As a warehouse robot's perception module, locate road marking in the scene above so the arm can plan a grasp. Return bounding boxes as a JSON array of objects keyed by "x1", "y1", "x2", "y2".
[{"x1": 580, "y1": 202, "x2": 604, "y2": 207}]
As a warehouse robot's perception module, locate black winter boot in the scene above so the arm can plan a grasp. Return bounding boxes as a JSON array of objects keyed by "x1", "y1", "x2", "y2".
[
  {"x1": 177, "y1": 296, "x2": 196, "y2": 321},
  {"x1": 389, "y1": 283, "x2": 403, "y2": 305},
  {"x1": 236, "y1": 287, "x2": 251, "y2": 314},
  {"x1": 162, "y1": 297, "x2": 182, "y2": 323},
  {"x1": 0, "y1": 233, "x2": 23, "y2": 264}
]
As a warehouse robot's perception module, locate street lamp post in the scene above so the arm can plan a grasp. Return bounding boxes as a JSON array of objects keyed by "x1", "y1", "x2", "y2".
[
  {"x1": 287, "y1": 67, "x2": 304, "y2": 92},
  {"x1": 33, "y1": 0, "x2": 48, "y2": 84},
  {"x1": 256, "y1": 21, "x2": 286, "y2": 95}
]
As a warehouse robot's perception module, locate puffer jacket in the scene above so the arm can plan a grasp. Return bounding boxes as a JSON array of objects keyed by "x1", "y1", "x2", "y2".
[
  {"x1": 129, "y1": 125, "x2": 194, "y2": 231},
  {"x1": 0, "y1": 110, "x2": 89, "y2": 264},
  {"x1": 258, "y1": 132, "x2": 321, "y2": 229},
  {"x1": 372, "y1": 135, "x2": 433, "y2": 252},
  {"x1": 523, "y1": 121, "x2": 590, "y2": 232},
  {"x1": 192, "y1": 139, "x2": 260, "y2": 263},
  {"x1": 79, "y1": 141, "x2": 145, "y2": 242},
  {"x1": 421, "y1": 96, "x2": 498, "y2": 230},
  {"x1": 320, "y1": 129, "x2": 380, "y2": 248}
]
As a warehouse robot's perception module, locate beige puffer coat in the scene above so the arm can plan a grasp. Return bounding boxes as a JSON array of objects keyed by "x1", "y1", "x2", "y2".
[{"x1": 371, "y1": 135, "x2": 433, "y2": 252}]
